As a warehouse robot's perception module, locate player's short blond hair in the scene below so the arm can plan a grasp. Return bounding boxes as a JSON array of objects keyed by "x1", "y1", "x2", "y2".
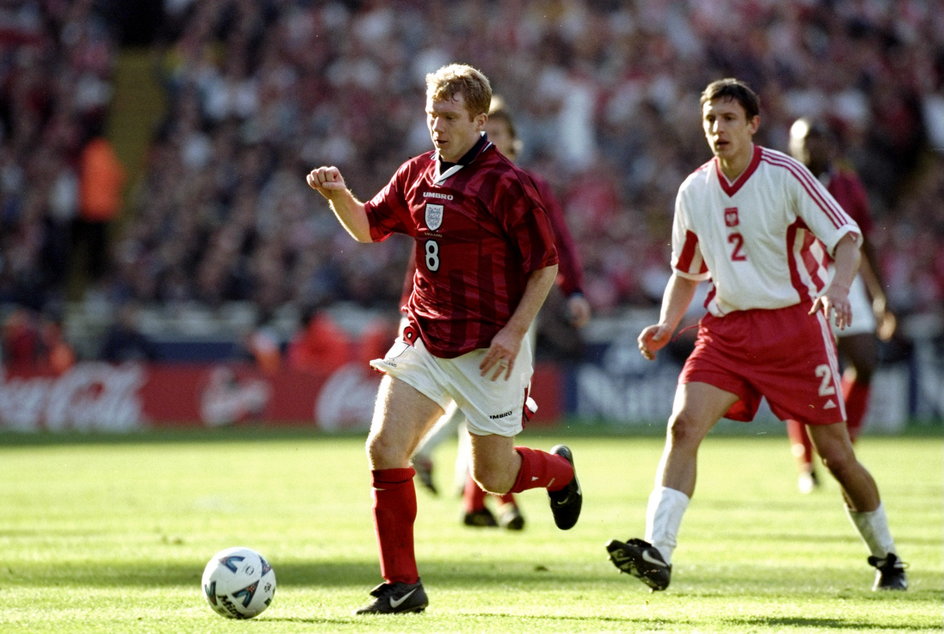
[{"x1": 425, "y1": 64, "x2": 492, "y2": 120}]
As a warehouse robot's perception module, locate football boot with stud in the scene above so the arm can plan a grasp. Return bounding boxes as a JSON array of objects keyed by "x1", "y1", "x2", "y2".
[
  {"x1": 606, "y1": 537, "x2": 672, "y2": 591},
  {"x1": 355, "y1": 580, "x2": 429, "y2": 614}
]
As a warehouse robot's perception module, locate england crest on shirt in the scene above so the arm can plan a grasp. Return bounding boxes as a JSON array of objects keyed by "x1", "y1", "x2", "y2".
[{"x1": 425, "y1": 203, "x2": 444, "y2": 230}]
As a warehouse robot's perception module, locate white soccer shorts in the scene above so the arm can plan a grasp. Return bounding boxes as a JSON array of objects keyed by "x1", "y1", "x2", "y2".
[{"x1": 370, "y1": 335, "x2": 533, "y2": 437}]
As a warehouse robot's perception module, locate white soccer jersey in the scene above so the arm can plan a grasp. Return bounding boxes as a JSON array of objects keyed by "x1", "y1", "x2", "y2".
[{"x1": 672, "y1": 145, "x2": 861, "y2": 316}]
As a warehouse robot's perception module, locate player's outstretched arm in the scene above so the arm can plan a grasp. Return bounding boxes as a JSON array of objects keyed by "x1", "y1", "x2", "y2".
[
  {"x1": 306, "y1": 166, "x2": 372, "y2": 242},
  {"x1": 858, "y1": 238, "x2": 896, "y2": 340},
  {"x1": 638, "y1": 273, "x2": 699, "y2": 361}
]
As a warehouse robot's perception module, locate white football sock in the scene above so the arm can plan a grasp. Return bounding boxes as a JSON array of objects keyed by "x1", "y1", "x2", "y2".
[
  {"x1": 645, "y1": 486, "x2": 690, "y2": 565},
  {"x1": 847, "y1": 503, "x2": 896, "y2": 559}
]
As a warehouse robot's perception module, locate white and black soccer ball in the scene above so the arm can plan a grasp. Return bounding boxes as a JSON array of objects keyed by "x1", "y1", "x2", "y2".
[{"x1": 201, "y1": 546, "x2": 276, "y2": 619}]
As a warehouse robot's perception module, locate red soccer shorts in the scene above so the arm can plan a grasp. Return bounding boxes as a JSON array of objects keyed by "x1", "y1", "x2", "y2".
[{"x1": 680, "y1": 302, "x2": 846, "y2": 425}]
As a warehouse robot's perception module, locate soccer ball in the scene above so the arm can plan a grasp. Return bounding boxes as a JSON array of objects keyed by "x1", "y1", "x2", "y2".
[{"x1": 201, "y1": 546, "x2": 276, "y2": 619}]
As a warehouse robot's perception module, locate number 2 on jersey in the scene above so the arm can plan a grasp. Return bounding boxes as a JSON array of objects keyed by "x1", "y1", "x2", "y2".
[{"x1": 727, "y1": 233, "x2": 747, "y2": 261}]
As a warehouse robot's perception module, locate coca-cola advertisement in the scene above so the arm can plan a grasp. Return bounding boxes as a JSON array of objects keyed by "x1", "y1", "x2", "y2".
[
  {"x1": 0, "y1": 363, "x2": 146, "y2": 432},
  {"x1": 0, "y1": 362, "x2": 563, "y2": 432}
]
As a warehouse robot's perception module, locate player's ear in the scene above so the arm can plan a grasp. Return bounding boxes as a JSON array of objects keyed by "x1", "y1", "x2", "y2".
[
  {"x1": 748, "y1": 115, "x2": 760, "y2": 135},
  {"x1": 474, "y1": 112, "x2": 488, "y2": 131}
]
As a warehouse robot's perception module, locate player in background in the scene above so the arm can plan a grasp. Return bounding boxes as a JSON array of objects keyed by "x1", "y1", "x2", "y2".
[
  {"x1": 606, "y1": 78, "x2": 907, "y2": 592},
  {"x1": 411, "y1": 95, "x2": 591, "y2": 531},
  {"x1": 307, "y1": 63, "x2": 582, "y2": 615},
  {"x1": 785, "y1": 117, "x2": 897, "y2": 493}
]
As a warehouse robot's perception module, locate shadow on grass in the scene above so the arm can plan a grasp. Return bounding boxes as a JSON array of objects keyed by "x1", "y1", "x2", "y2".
[
  {"x1": 729, "y1": 616, "x2": 936, "y2": 631},
  {"x1": 2, "y1": 558, "x2": 600, "y2": 589},
  {"x1": 262, "y1": 612, "x2": 696, "y2": 629},
  {"x1": 6, "y1": 555, "x2": 942, "y2": 600}
]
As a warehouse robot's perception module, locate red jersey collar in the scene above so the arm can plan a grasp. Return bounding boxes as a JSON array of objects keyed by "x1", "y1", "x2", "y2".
[{"x1": 715, "y1": 144, "x2": 762, "y2": 196}]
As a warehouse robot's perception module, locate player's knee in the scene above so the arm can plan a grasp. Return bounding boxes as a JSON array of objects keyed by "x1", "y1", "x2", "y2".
[
  {"x1": 666, "y1": 410, "x2": 707, "y2": 448},
  {"x1": 475, "y1": 476, "x2": 507, "y2": 495},
  {"x1": 470, "y1": 466, "x2": 509, "y2": 495},
  {"x1": 818, "y1": 446, "x2": 857, "y2": 478},
  {"x1": 365, "y1": 431, "x2": 407, "y2": 469}
]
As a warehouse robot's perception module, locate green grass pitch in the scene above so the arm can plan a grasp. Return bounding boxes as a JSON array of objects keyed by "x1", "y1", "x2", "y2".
[{"x1": 1, "y1": 425, "x2": 941, "y2": 632}]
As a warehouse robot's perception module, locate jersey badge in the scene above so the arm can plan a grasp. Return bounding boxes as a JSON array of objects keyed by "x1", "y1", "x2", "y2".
[
  {"x1": 724, "y1": 207, "x2": 740, "y2": 227},
  {"x1": 425, "y1": 203, "x2": 444, "y2": 230}
]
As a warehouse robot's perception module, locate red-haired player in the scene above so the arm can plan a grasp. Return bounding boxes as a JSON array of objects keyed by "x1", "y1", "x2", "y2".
[{"x1": 307, "y1": 63, "x2": 582, "y2": 615}]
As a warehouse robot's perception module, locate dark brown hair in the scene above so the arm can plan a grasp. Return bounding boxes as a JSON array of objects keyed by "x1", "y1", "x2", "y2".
[{"x1": 700, "y1": 78, "x2": 761, "y2": 119}]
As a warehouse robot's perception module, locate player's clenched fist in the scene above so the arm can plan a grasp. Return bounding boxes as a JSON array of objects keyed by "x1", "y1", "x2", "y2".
[{"x1": 306, "y1": 166, "x2": 346, "y2": 197}]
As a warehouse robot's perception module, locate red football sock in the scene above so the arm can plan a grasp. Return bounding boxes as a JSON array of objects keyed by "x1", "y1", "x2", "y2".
[
  {"x1": 496, "y1": 492, "x2": 516, "y2": 505},
  {"x1": 508, "y1": 447, "x2": 573, "y2": 493},
  {"x1": 371, "y1": 467, "x2": 418, "y2": 584},
  {"x1": 463, "y1": 472, "x2": 487, "y2": 512},
  {"x1": 786, "y1": 419, "x2": 815, "y2": 467},
  {"x1": 843, "y1": 377, "x2": 870, "y2": 443}
]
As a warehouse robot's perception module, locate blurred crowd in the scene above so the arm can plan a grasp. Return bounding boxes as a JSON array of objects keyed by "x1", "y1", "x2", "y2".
[
  {"x1": 1, "y1": 0, "x2": 942, "y2": 366},
  {"x1": 0, "y1": 0, "x2": 119, "y2": 310}
]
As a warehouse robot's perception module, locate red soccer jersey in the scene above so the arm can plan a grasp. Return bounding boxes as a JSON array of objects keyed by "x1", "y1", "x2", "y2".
[
  {"x1": 825, "y1": 166, "x2": 873, "y2": 236},
  {"x1": 396, "y1": 168, "x2": 584, "y2": 308},
  {"x1": 529, "y1": 171, "x2": 584, "y2": 297},
  {"x1": 365, "y1": 142, "x2": 559, "y2": 358},
  {"x1": 809, "y1": 165, "x2": 872, "y2": 273}
]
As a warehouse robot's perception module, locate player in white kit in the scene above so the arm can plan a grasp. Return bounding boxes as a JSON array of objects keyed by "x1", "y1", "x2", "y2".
[{"x1": 605, "y1": 78, "x2": 907, "y2": 592}]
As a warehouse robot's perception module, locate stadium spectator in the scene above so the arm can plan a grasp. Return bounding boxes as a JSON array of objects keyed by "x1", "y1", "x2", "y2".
[
  {"x1": 101, "y1": 0, "x2": 941, "y2": 320},
  {"x1": 1, "y1": 306, "x2": 41, "y2": 374},
  {"x1": 306, "y1": 63, "x2": 582, "y2": 614},
  {"x1": 0, "y1": 0, "x2": 118, "y2": 310},
  {"x1": 243, "y1": 309, "x2": 282, "y2": 376},
  {"x1": 0, "y1": 306, "x2": 75, "y2": 375},
  {"x1": 285, "y1": 303, "x2": 351, "y2": 375},
  {"x1": 784, "y1": 117, "x2": 896, "y2": 494},
  {"x1": 605, "y1": 79, "x2": 907, "y2": 592},
  {"x1": 74, "y1": 134, "x2": 126, "y2": 285},
  {"x1": 99, "y1": 301, "x2": 158, "y2": 363},
  {"x1": 38, "y1": 311, "x2": 76, "y2": 375},
  {"x1": 1, "y1": 0, "x2": 941, "y2": 384}
]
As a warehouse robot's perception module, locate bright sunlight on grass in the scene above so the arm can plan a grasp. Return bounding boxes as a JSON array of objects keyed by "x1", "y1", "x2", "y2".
[{"x1": 1, "y1": 427, "x2": 941, "y2": 632}]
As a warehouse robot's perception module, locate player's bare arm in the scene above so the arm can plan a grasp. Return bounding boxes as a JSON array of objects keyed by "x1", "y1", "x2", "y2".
[
  {"x1": 306, "y1": 166, "x2": 372, "y2": 242},
  {"x1": 810, "y1": 232, "x2": 861, "y2": 330},
  {"x1": 638, "y1": 273, "x2": 700, "y2": 361},
  {"x1": 480, "y1": 263, "x2": 558, "y2": 381},
  {"x1": 567, "y1": 294, "x2": 592, "y2": 328},
  {"x1": 858, "y1": 239, "x2": 897, "y2": 340}
]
